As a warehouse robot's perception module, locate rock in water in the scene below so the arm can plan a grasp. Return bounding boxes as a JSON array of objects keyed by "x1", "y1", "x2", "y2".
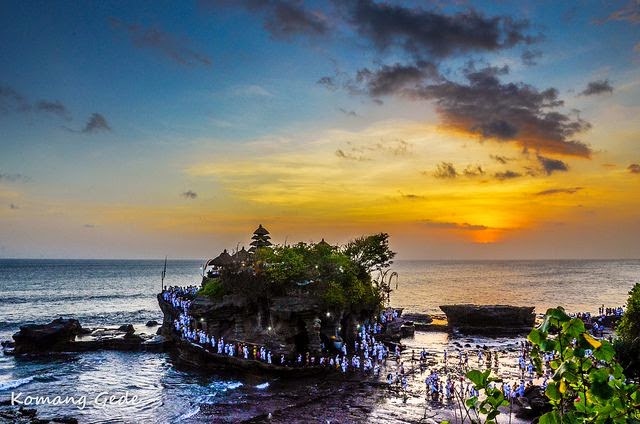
[
  {"x1": 439, "y1": 304, "x2": 535, "y2": 334},
  {"x1": 146, "y1": 320, "x2": 159, "y2": 327},
  {"x1": 12, "y1": 318, "x2": 83, "y2": 354},
  {"x1": 117, "y1": 324, "x2": 135, "y2": 334}
]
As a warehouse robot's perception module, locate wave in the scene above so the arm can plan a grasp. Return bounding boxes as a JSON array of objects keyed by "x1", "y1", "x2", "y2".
[
  {"x1": 255, "y1": 382, "x2": 269, "y2": 390},
  {"x1": 0, "y1": 376, "x2": 34, "y2": 391},
  {"x1": 176, "y1": 406, "x2": 200, "y2": 421}
]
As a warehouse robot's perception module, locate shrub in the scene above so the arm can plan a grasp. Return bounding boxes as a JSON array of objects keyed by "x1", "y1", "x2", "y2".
[{"x1": 199, "y1": 278, "x2": 224, "y2": 300}]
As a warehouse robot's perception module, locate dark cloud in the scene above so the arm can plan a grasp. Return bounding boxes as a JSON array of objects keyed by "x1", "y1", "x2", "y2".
[
  {"x1": 423, "y1": 220, "x2": 488, "y2": 231},
  {"x1": 317, "y1": 76, "x2": 338, "y2": 91},
  {"x1": 9, "y1": 203, "x2": 19, "y2": 210},
  {"x1": 494, "y1": 170, "x2": 521, "y2": 180},
  {"x1": 602, "y1": 1, "x2": 640, "y2": 24},
  {"x1": 35, "y1": 100, "x2": 71, "y2": 120},
  {"x1": 400, "y1": 193, "x2": 424, "y2": 200},
  {"x1": 433, "y1": 162, "x2": 457, "y2": 179},
  {"x1": 182, "y1": 190, "x2": 198, "y2": 199},
  {"x1": 629, "y1": 163, "x2": 640, "y2": 174},
  {"x1": 521, "y1": 49, "x2": 542, "y2": 66},
  {"x1": 490, "y1": 154, "x2": 512, "y2": 164},
  {"x1": 0, "y1": 84, "x2": 30, "y2": 114},
  {"x1": 338, "y1": 107, "x2": 358, "y2": 117},
  {"x1": 335, "y1": 149, "x2": 370, "y2": 161},
  {"x1": 0, "y1": 172, "x2": 30, "y2": 182},
  {"x1": 537, "y1": 155, "x2": 569, "y2": 175},
  {"x1": 580, "y1": 79, "x2": 614, "y2": 96},
  {"x1": 408, "y1": 65, "x2": 592, "y2": 157},
  {"x1": 335, "y1": 0, "x2": 537, "y2": 59},
  {"x1": 463, "y1": 165, "x2": 485, "y2": 177},
  {"x1": 82, "y1": 113, "x2": 111, "y2": 134},
  {"x1": 109, "y1": 18, "x2": 212, "y2": 67},
  {"x1": 353, "y1": 61, "x2": 440, "y2": 97},
  {"x1": 207, "y1": 0, "x2": 328, "y2": 39},
  {"x1": 536, "y1": 187, "x2": 583, "y2": 196}
]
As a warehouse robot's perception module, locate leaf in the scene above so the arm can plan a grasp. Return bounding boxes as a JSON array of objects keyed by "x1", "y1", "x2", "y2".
[
  {"x1": 529, "y1": 328, "x2": 543, "y2": 345},
  {"x1": 546, "y1": 382, "x2": 561, "y2": 401},
  {"x1": 539, "y1": 410, "x2": 563, "y2": 424},
  {"x1": 593, "y1": 341, "x2": 616, "y2": 362},
  {"x1": 563, "y1": 318, "x2": 586, "y2": 337},
  {"x1": 467, "y1": 369, "x2": 486, "y2": 387},
  {"x1": 583, "y1": 332, "x2": 602, "y2": 349}
]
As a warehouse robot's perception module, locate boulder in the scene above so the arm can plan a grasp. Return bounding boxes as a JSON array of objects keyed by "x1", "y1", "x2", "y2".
[
  {"x1": 117, "y1": 324, "x2": 135, "y2": 334},
  {"x1": 515, "y1": 385, "x2": 551, "y2": 419},
  {"x1": 12, "y1": 318, "x2": 83, "y2": 354},
  {"x1": 146, "y1": 320, "x2": 159, "y2": 327},
  {"x1": 440, "y1": 304, "x2": 535, "y2": 334}
]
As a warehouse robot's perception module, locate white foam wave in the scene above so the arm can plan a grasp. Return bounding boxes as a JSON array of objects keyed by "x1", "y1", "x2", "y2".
[
  {"x1": 255, "y1": 382, "x2": 269, "y2": 390},
  {"x1": 0, "y1": 376, "x2": 35, "y2": 391}
]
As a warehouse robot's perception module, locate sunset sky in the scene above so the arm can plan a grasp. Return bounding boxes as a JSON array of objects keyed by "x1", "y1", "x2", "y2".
[{"x1": 1, "y1": 0, "x2": 639, "y2": 259}]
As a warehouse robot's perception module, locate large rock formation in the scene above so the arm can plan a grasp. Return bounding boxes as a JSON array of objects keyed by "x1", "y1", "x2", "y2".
[
  {"x1": 12, "y1": 318, "x2": 83, "y2": 354},
  {"x1": 439, "y1": 304, "x2": 535, "y2": 334},
  {"x1": 8, "y1": 318, "x2": 167, "y2": 355}
]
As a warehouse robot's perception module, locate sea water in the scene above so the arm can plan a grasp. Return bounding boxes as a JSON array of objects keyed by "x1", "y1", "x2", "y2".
[{"x1": 0, "y1": 259, "x2": 638, "y2": 422}]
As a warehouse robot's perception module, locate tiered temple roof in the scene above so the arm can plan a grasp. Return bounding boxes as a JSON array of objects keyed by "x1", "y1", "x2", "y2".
[{"x1": 249, "y1": 224, "x2": 272, "y2": 253}]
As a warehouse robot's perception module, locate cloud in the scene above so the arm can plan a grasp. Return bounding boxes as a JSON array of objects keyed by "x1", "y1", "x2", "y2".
[
  {"x1": 433, "y1": 162, "x2": 457, "y2": 179},
  {"x1": 603, "y1": 1, "x2": 640, "y2": 24},
  {"x1": 408, "y1": 65, "x2": 592, "y2": 157},
  {"x1": 338, "y1": 107, "x2": 358, "y2": 117},
  {"x1": 629, "y1": 163, "x2": 640, "y2": 174},
  {"x1": 9, "y1": 203, "x2": 19, "y2": 210},
  {"x1": 335, "y1": 0, "x2": 537, "y2": 59},
  {"x1": 82, "y1": 113, "x2": 111, "y2": 134},
  {"x1": 207, "y1": 0, "x2": 328, "y2": 39},
  {"x1": 494, "y1": 170, "x2": 521, "y2": 180},
  {"x1": 463, "y1": 165, "x2": 485, "y2": 177},
  {"x1": 423, "y1": 220, "x2": 489, "y2": 231},
  {"x1": 580, "y1": 79, "x2": 614, "y2": 96},
  {"x1": 521, "y1": 49, "x2": 542, "y2": 66},
  {"x1": 490, "y1": 154, "x2": 512, "y2": 164},
  {"x1": 536, "y1": 187, "x2": 583, "y2": 196},
  {"x1": 109, "y1": 17, "x2": 212, "y2": 67},
  {"x1": 400, "y1": 192, "x2": 424, "y2": 200},
  {"x1": 335, "y1": 149, "x2": 370, "y2": 161},
  {"x1": 537, "y1": 155, "x2": 569, "y2": 175},
  {"x1": 182, "y1": 190, "x2": 198, "y2": 199},
  {"x1": 35, "y1": 100, "x2": 71, "y2": 120},
  {"x1": 0, "y1": 172, "x2": 30, "y2": 182},
  {"x1": 0, "y1": 84, "x2": 31, "y2": 114},
  {"x1": 352, "y1": 61, "x2": 440, "y2": 97}
]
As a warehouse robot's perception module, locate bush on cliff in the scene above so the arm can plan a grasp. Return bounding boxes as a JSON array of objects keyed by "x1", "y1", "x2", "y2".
[{"x1": 199, "y1": 278, "x2": 224, "y2": 300}]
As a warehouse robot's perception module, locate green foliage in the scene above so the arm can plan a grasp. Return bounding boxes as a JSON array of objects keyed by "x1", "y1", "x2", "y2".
[
  {"x1": 343, "y1": 233, "x2": 395, "y2": 275},
  {"x1": 456, "y1": 369, "x2": 508, "y2": 424},
  {"x1": 530, "y1": 307, "x2": 640, "y2": 423},
  {"x1": 617, "y1": 283, "x2": 640, "y2": 344},
  {"x1": 322, "y1": 282, "x2": 346, "y2": 309},
  {"x1": 615, "y1": 283, "x2": 640, "y2": 378},
  {"x1": 455, "y1": 307, "x2": 640, "y2": 424},
  {"x1": 199, "y1": 278, "x2": 224, "y2": 300}
]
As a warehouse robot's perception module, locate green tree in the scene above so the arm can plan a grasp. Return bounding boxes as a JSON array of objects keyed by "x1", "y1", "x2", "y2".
[
  {"x1": 615, "y1": 283, "x2": 640, "y2": 378},
  {"x1": 343, "y1": 233, "x2": 395, "y2": 275}
]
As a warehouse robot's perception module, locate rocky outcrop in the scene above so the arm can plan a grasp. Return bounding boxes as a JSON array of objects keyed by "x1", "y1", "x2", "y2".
[
  {"x1": 12, "y1": 318, "x2": 83, "y2": 354},
  {"x1": 7, "y1": 318, "x2": 168, "y2": 355},
  {"x1": 515, "y1": 385, "x2": 551, "y2": 419},
  {"x1": 439, "y1": 304, "x2": 535, "y2": 334}
]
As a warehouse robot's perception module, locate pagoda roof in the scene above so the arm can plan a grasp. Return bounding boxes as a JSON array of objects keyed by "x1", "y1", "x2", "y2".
[
  {"x1": 208, "y1": 249, "x2": 233, "y2": 267},
  {"x1": 232, "y1": 246, "x2": 252, "y2": 262},
  {"x1": 253, "y1": 224, "x2": 270, "y2": 236}
]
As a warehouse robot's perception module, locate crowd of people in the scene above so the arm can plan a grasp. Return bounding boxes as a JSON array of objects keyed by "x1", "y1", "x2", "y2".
[
  {"x1": 162, "y1": 286, "x2": 394, "y2": 375},
  {"x1": 162, "y1": 286, "x2": 619, "y2": 412}
]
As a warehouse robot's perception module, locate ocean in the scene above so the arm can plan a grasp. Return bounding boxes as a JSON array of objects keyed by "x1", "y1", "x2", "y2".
[{"x1": 0, "y1": 259, "x2": 638, "y2": 422}]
